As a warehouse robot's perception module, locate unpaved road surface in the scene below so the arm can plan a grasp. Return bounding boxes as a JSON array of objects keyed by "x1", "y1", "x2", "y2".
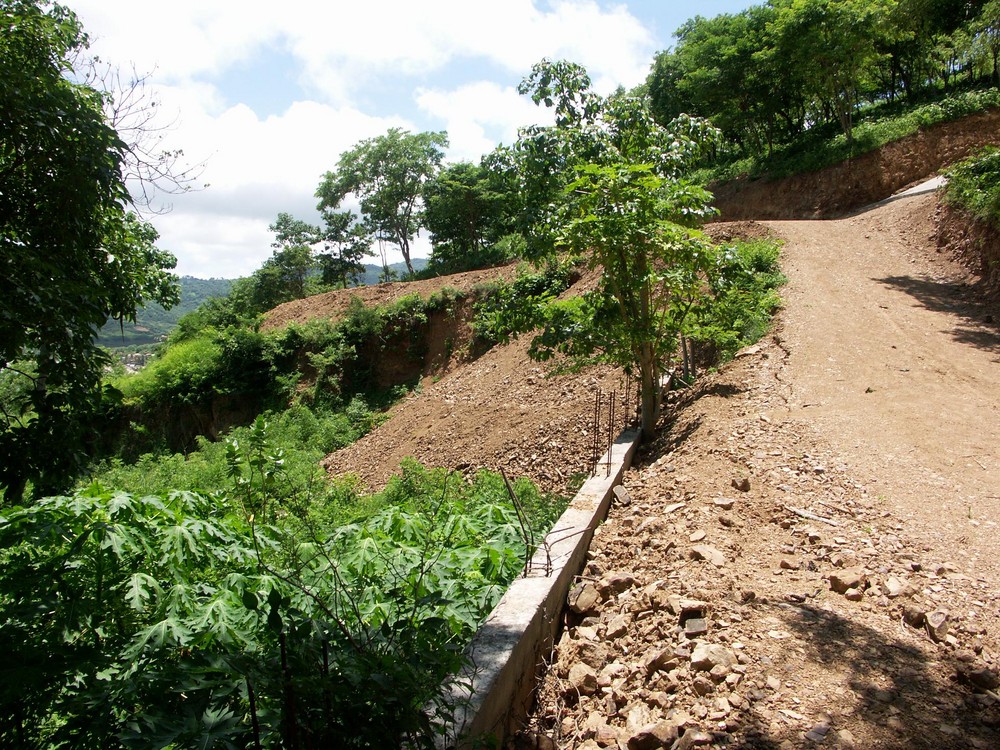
[{"x1": 518, "y1": 190, "x2": 1000, "y2": 749}]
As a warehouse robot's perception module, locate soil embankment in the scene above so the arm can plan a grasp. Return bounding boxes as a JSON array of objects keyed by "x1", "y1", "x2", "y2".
[{"x1": 712, "y1": 108, "x2": 1000, "y2": 220}]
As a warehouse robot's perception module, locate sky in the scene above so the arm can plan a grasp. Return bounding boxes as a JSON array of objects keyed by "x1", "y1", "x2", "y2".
[{"x1": 69, "y1": 0, "x2": 756, "y2": 279}]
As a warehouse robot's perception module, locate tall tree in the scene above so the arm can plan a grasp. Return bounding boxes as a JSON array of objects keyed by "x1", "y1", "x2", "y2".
[
  {"x1": 315, "y1": 128, "x2": 447, "y2": 275},
  {"x1": 0, "y1": 0, "x2": 179, "y2": 502},
  {"x1": 507, "y1": 60, "x2": 721, "y2": 440}
]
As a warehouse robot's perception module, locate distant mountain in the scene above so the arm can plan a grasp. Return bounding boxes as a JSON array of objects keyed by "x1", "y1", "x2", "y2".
[
  {"x1": 357, "y1": 258, "x2": 429, "y2": 285},
  {"x1": 99, "y1": 276, "x2": 233, "y2": 348}
]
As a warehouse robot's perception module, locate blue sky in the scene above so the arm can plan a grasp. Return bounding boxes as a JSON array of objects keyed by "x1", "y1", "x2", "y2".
[{"x1": 70, "y1": 0, "x2": 756, "y2": 278}]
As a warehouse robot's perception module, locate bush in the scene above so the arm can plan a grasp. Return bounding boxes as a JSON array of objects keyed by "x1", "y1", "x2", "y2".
[
  {"x1": 943, "y1": 147, "x2": 1000, "y2": 228},
  {"x1": 2, "y1": 456, "x2": 565, "y2": 748}
]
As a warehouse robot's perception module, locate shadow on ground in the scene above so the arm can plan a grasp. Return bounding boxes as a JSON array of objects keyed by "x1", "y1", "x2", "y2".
[
  {"x1": 876, "y1": 274, "x2": 1000, "y2": 359},
  {"x1": 728, "y1": 600, "x2": 1000, "y2": 749}
]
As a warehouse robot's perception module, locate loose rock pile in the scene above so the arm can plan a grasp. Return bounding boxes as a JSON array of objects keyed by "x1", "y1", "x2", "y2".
[{"x1": 515, "y1": 336, "x2": 1000, "y2": 749}]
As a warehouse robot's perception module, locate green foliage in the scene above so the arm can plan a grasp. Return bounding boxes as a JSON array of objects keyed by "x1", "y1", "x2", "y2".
[
  {"x1": 709, "y1": 87, "x2": 1000, "y2": 181},
  {"x1": 1, "y1": 451, "x2": 564, "y2": 748},
  {"x1": 317, "y1": 128, "x2": 448, "y2": 275},
  {"x1": 0, "y1": 2, "x2": 181, "y2": 502},
  {"x1": 691, "y1": 238, "x2": 786, "y2": 360},
  {"x1": 423, "y1": 161, "x2": 520, "y2": 274},
  {"x1": 118, "y1": 334, "x2": 224, "y2": 404},
  {"x1": 504, "y1": 59, "x2": 721, "y2": 440},
  {"x1": 943, "y1": 147, "x2": 1000, "y2": 227},
  {"x1": 648, "y1": 0, "x2": 996, "y2": 171},
  {"x1": 472, "y1": 259, "x2": 579, "y2": 345}
]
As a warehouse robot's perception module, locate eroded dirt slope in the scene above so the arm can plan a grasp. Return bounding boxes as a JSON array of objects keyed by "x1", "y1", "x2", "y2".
[{"x1": 516, "y1": 189, "x2": 1000, "y2": 749}]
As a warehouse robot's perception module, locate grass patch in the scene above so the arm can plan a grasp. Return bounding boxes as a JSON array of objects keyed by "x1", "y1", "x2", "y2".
[{"x1": 943, "y1": 146, "x2": 1000, "y2": 229}]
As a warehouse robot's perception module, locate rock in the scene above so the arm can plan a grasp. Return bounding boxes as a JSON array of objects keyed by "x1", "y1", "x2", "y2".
[
  {"x1": 837, "y1": 729, "x2": 856, "y2": 749},
  {"x1": 684, "y1": 618, "x2": 709, "y2": 637},
  {"x1": 626, "y1": 721, "x2": 677, "y2": 750},
  {"x1": 692, "y1": 675, "x2": 715, "y2": 696},
  {"x1": 714, "y1": 497, "x2": 736, "y2": 509},
  {"x1": 569, "y1": 582, "x2": 601, "y2": 614},
  {"x1": 958, "y1": 664, "x2": 1000, "y2": 691},
  {"x1": 902, "y1": 603, "x2": 927, "y2": 628},
  {"x1": 567, "y1": 663, "x2": 599, "y2": 696},
  {"x1": 805, "y1": 722, "x2": 831, "y2": 742},
  {"x1": 829, "y1": 568, "x2": 866, "y2": 594},
  {"x1": 598, "y1": 572, "x2": 636, "y2": 597},
  {"x1": 766, "y1": 675, "x2": 781, "y2": 691},
  {"x1": 844, "y1": 587, "x2": 864, "y2": 602},
  {"x1": 690, "y1": 544, "x2": 726, "y2": 567},
  {"x1": 780, "y1": 557, "x2": 801, "y2": 571},
  {"x1": 732, "y1": 477, "x2": 751, "y2": 492},
  {"x1": 674, "y1": 728, "x2": 713, "y2": 749},
  {"x1": 925, "y1": 610, "x2": 949, "y2": 642},
  {"x1": 606, "y1": 613, "x2": 630, "y2": 640},
  {"x1": 691, "y1": 643, "x2": 737, "y2": 672},
  {"x1": 690, "y1": 530, "x2": 707, "y2": 542},
  {"x1": 613, "y1": 485, "x2": 632, "y2": 506},
  {"x1": 642, "y1": 647, "x2": 677, "y2": 676},
  {"x1": 881, "y1": 576, "x2": 909, "y2": 598}
]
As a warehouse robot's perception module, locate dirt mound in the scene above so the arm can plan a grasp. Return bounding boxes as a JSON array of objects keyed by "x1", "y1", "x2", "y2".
[
  {"x1": 262, "y1": 262, "x2": 522, "y2": 331},
  {"x1": 712, "y1": 109, "x2": 1000, "y2": 221},
  {"x1": 322, "y1": 331, "x2": 629, "y2": 496}
]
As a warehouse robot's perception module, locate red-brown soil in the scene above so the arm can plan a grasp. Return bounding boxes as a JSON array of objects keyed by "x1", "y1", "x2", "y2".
[
  {"x1": 712, "y1": 108, "x2": 1000, "y2": 220},
  {"x1": 516, "y1": 190, "x2": 1000, "y2": 749}
]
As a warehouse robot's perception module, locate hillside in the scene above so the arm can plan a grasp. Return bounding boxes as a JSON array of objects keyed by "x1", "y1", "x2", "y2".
[{"x1": 287, "y1": 117, "x2": 1000, "y2": 749}]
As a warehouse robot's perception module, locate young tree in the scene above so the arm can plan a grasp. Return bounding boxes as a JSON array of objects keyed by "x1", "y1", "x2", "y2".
[
  {"x1": 506, "y1": 60, "x2": 721, "y2": 440},
  {"x1": 0, "y1": 1, "x2": 179, "y2": 502},
  {"x1": 315, "y1": 128, "x2": 448, "y2": 275}
]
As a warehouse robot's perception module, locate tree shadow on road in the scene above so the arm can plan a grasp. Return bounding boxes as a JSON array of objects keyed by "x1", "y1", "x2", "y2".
[
  {"x1": 875, "y1": 274, "x2": 1000, "y2": 359},
  {"x1": 743, "y1": 599, "x2": 1000, "y2": 749}
]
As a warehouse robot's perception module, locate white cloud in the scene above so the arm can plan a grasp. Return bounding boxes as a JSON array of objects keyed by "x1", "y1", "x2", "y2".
[
  {"x1": 415, "y1": 81, "x2": 553, "y2": 162},
  {"x1": 67, "y1": 0, "x2": 660, "y2": 278}
]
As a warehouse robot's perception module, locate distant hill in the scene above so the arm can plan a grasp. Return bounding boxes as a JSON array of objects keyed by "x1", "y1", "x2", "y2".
[
  {"x1": 99, "y1": 276, "x2": 233, "y2": 348},
  {"x1": 357, "y1": 258, "x2": 429, "y2": 285},
  {"x1": 99, "y1": 261, "x2": 432, "y2": 349}
]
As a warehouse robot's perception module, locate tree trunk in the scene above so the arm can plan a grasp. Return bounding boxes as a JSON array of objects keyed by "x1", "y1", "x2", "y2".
[{"x1": 638, "y1": 344, "x2": 660, "y2": 443}]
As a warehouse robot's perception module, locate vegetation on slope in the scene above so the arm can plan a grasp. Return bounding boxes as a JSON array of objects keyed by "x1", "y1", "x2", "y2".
[{"x1": 943, "y1": 146, "x2": 1000, "y2": 228}]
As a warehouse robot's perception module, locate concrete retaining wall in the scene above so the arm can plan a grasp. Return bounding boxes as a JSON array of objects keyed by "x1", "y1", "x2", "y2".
[{"x1": 439, "y1": 428, "x2": 641, "y2": 748}]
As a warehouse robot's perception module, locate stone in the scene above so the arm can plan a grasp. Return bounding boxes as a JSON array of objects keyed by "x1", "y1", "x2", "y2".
[
  {"x1": 598, "y1": 571, "x2": 637, "y2": 597},
  {"x1": 690, "y1": 530, "x2": 707, "y2": 542},
  {"x1": 684, "y1": 618, "x2": 709, "y2": 637},
  {"x1": 925, "y1": 610, "x2": 949, "y2": 642},
  {"x1": 714, "y1": 497, "x2": 736, "y2": 509},
  {"x1": 642, "y1": 647, "x2": 677, "y2": 676},
  {"x1": 606, "y1": 613, "x2": 631, "y2": 640},
  {"x1": 569, "y1": 582, "x2": 601, "y2": 614},
  {"x1": 837, "y1": 729, "x2": 856, "y2": 749},
  {"x1": 780, "y1": 557, "x2": 801, "y2": 571},
  {"x1": 626, "y1": 721, "x2": 677, "y2": 750},
  {"x1": 613, "y1": 485, "x2": 632, "y2": 506},
  {"x1": 805, "y1": 723, "x2": 831, "y2": 742},
  {"x1": 692, "y1": 675, "x2": 715, "y2": 696},
  {"x1": 568, "y1": 663, "x2": 599, "y2": 696},
  {"x1": 958, "y1": 664, "x2": 1000, "y2": 691},
  {"x1": 844, "y1": 587, "x2": 864, "y2": 602},
  {"x1": 881, "y1": 576, "x2": 909, "y2": 598},
  {"x1": 766, "y1": 675, "x2": 781, "y2": 691},
  {"x1": 732, "y1": 477, "x2": 751, "y2": 492},
  {"x1": 690, "y1": 544, "x2": 726, "y2": 567},
  {"x1": 829, "y1": 568, "x2": 866, "y2": 594},
  {"x1": 675, "y1": 728, "x2": 713, "y2": 749},
  {"x1": 902, "y1": 603, "x2": 927, "y2": 628},
  {"x1": 691, "y1": 643, "x2": 737, "y2": 672}
]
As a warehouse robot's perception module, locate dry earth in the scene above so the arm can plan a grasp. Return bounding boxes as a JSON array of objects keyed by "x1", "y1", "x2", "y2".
[{"x1": 513, "y1": 189, "x2": 1000, "y2": 749}]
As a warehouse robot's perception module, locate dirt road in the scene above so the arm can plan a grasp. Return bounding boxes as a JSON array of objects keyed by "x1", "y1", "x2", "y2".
[{"x1": 520, "y1": 190, "x2": 1000, "y2": 749}]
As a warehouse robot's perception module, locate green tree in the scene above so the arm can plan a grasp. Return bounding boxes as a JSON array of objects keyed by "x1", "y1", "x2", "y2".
[
  {"x1": 508, "y1": 60, "x2": 720, "y2": 440},
  {"x1": 0, "y1": 0, "x2": 179, "y2": 502},
  {"x1": 316, "y1": 128, "x2": 448, "y2": 276},
  {"x1": 422, "y1": 161, "x2": 516, "y2": 273}
]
